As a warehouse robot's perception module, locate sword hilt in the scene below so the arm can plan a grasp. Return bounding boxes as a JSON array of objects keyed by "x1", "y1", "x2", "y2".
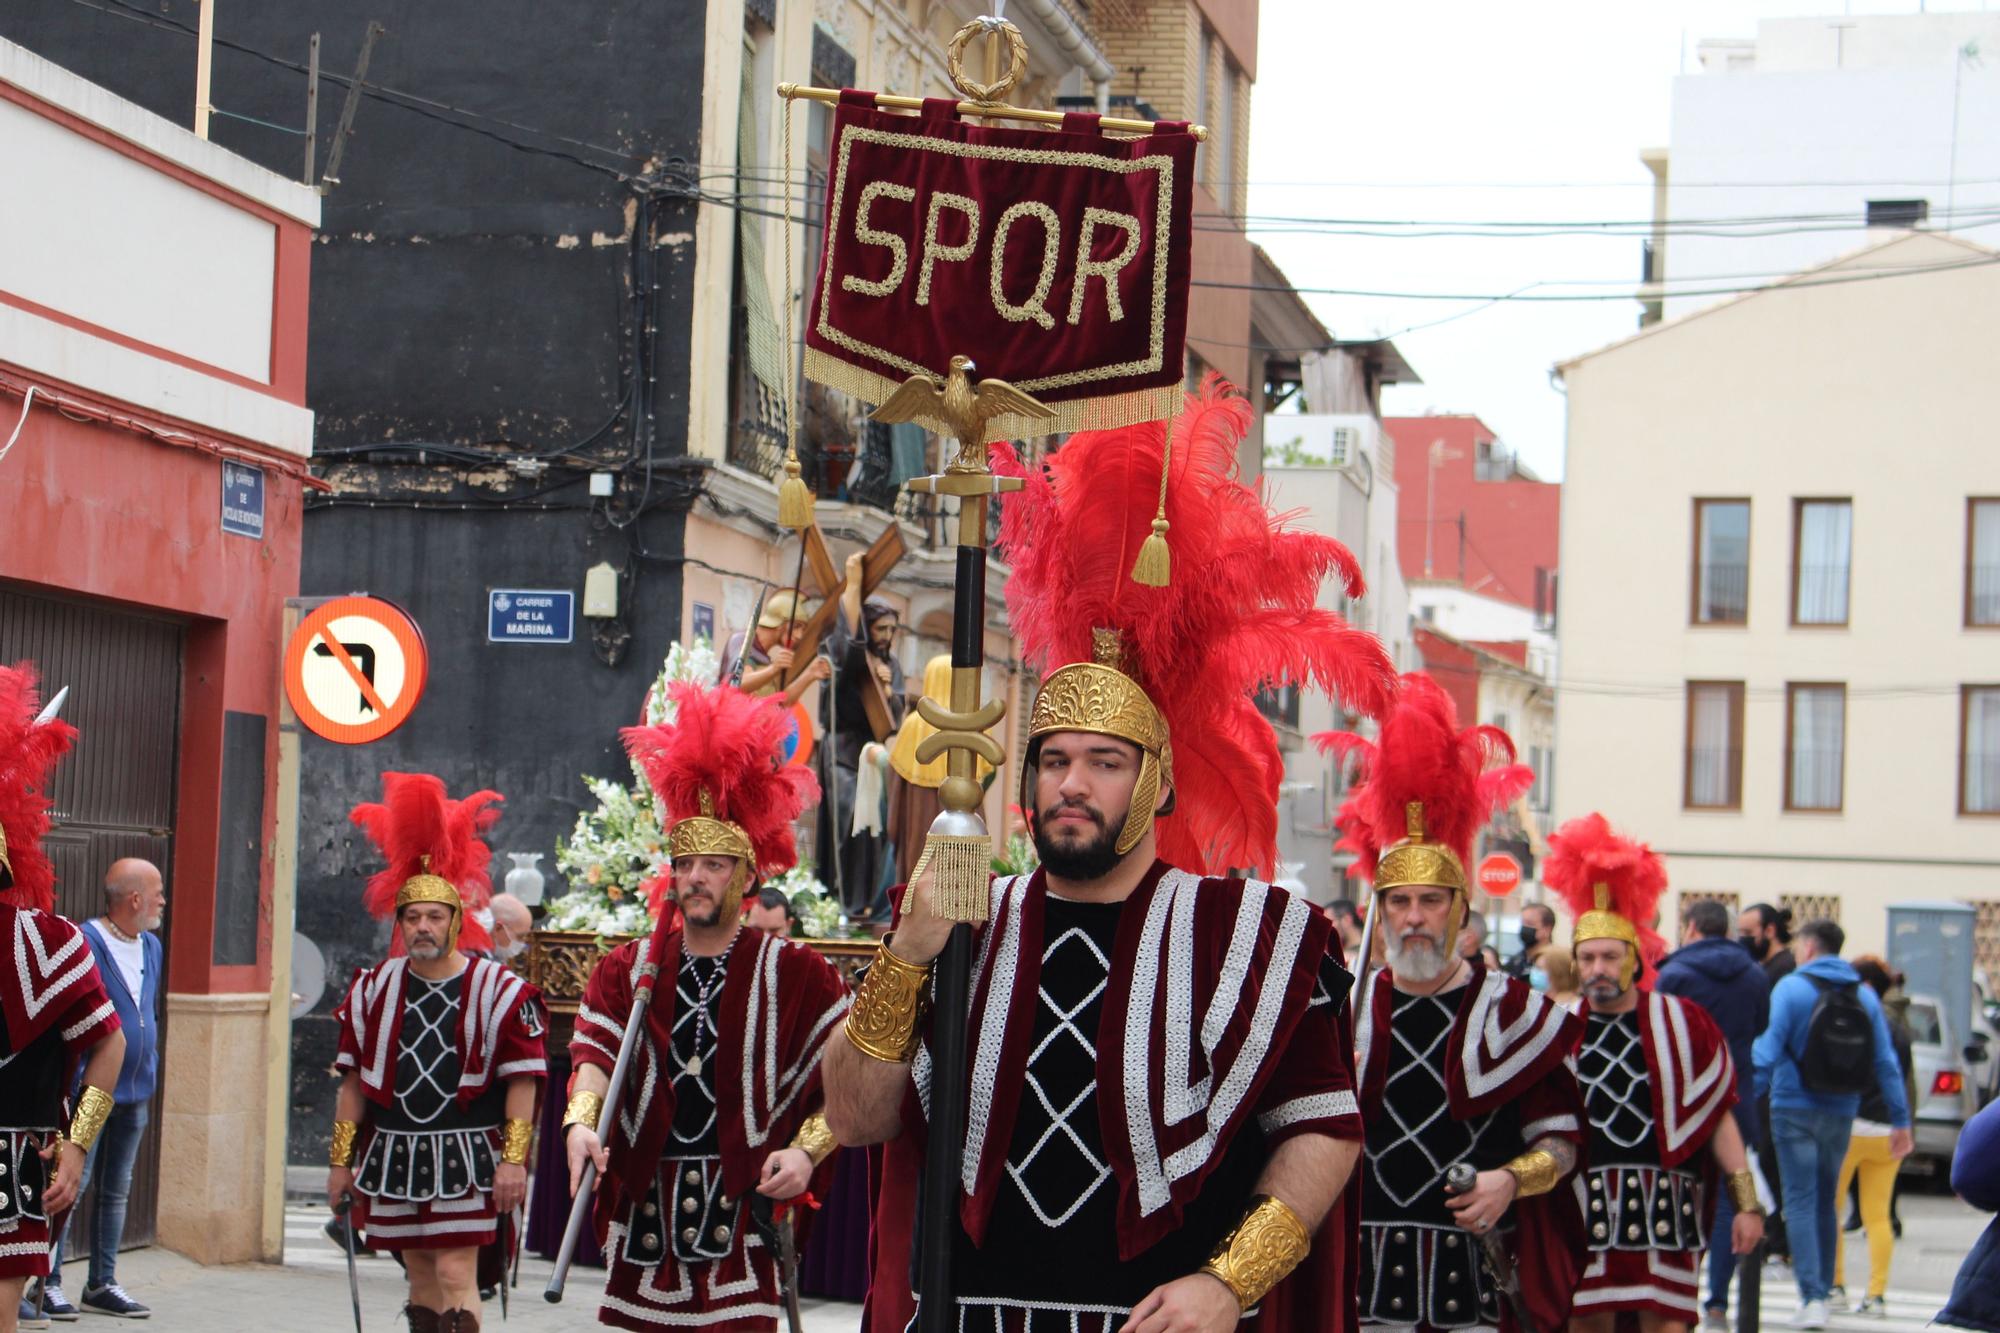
[{"x1": 1445, "y1": 1163, "x2": 1477, "y2": 1193}]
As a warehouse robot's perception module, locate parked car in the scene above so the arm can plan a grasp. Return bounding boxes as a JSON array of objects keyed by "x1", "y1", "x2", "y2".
[{"x1": 1905, "y1": 990, "x2": 1990, "y2": 1174}]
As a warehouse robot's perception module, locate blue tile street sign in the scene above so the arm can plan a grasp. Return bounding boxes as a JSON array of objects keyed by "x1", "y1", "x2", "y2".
[
  {"x1": 221, "y1": 461, "x2": 265, "y2": 538},
  {"x1": 488, "y1": 589, "x2": 574, "y2": 644}
]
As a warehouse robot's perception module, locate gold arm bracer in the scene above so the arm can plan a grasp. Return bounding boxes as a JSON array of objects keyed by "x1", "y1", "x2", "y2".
[
  {"x1": 500, "y1": 1117, "x2": 534, "y2": 1166},
  {"x1": 843, "y1": 937, "x2": 933, "y2": 1065},
  {"x1": 1199, "y1": 1193, "x2": 1311, "y2": 1311},
  {"x1": 66, "y1": 1086, "x2": 114, "y2": 1155},
  {"x1": 791, "y1": 1110, "x2": 838, "y2": 1167},
  {"x1": 563, "y1": 1089, "x2": 605, "y2": 1132},
  {"x1": 1726, "y1": 1169, "x2": 1765, "y2": 1216},
  {"x1": 1501, "y1": 1148, "x2": 1561, "y2": 1198},
  {"x1": 328, "y1": 1118, "x2": 360, "y2": 1169}
]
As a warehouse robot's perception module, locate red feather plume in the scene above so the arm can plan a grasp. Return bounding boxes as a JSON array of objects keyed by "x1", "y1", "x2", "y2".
[
  {"x1": 1544, "y1": 812, "x2": 1670, "y2": 969},
  {"x1": 351, "y1": 772, "x2": 504, "y2": 955},
  {"x1": 992, "y1": 377, "x2": 1397, "y2": 876},
  {"x1": 1315, "y1": 673, "x2": 1532, "y2": 881},
  {"x1": 622, "y1": 682, "x2": 820, "y2": 879},
  {"x1": 0, "y1": 664, "x2": 78, "y2": 913}
]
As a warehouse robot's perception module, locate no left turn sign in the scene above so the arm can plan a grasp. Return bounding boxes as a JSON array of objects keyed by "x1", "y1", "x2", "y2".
[{"x1": 284, "y1": 596, "x2": 430, "y2": 744}]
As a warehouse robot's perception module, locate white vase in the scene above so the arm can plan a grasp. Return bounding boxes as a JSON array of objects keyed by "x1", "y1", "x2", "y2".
[{"x1": 505, "y1": 852, "x2": 547, "y2": 908}]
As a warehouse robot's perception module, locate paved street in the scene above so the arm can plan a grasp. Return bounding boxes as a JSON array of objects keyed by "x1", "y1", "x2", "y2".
[{"x1": 39, "y1": 1192, "x2": 1983, "y2": 1331}]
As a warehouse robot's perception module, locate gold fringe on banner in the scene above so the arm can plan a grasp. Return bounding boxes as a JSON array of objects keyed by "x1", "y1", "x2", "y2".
[{"x1": 804, "y1": 348, "x2": 1181, "y2": 442}]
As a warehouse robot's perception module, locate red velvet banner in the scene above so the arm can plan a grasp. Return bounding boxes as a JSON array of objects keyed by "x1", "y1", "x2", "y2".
[{"x1": 802, "y1": 93, "x2": 1197, "y2": 436}]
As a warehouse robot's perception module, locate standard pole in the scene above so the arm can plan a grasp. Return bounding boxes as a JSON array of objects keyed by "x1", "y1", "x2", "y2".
[
  {"x1": 915, "y1": 508, "x2": 988, "y2": 1333},
  {"x1": 194, "y1": 0, "x2": 215, "y2": 138}
]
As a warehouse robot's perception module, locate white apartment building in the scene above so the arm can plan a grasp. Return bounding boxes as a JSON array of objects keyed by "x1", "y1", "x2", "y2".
[
  {"x1": 1557, "y1": 230, "x2": 2000, "y2": 963},
  {"x1": 1263, "y1": 410, "x2": 1414, "y2": 898},
  {"x1": 1641, "y1": 10, "x2": 2000, "y2": 324}
]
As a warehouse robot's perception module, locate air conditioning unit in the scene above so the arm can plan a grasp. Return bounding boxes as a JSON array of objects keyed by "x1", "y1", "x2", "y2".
[{"x1": 1327, "y1": 426, "x2": 1359, "y2": 468}]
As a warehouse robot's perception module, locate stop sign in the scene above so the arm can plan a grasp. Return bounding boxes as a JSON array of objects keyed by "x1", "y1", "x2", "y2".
[{"x1": 1476, "y1": 852, "x2": 1522, "y2": 897}]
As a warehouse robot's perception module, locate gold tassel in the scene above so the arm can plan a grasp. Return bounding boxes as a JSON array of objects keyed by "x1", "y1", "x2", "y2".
[
  {"x1": 777, "y1": 452, "x2": 814, "y2": 530},
  {"x1": 1130, "y1": 413, "x2": 1177, "y2": 587},
  {"x1": 922, "y1": 832, "x2": 993, "y2": 925},
  {"x1": 1131, "y1": 517, "x2": 1171, "y2": 586}
]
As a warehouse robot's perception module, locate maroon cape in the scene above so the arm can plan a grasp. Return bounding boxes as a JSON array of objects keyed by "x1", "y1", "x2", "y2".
[
  {"x1": 866, "y1": 864, "x2": 1362, "y2": 1333},
  {"x1": 1351, "y1": 961, "x2": 1589, "y2": 1333},
  {"x1": 571, "y1": 926, "x2": 851, "y2": 1239},
  {"x1": 0, "y1": 905, "x2": 119, "y2": 1097},
  {"x1": 333, "y1": 954, "x2": 549, "y2": 1112}
]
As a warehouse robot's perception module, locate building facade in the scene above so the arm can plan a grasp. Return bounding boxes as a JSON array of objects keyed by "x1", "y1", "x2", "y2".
[
  {"x1": 1640, "y1": 11, "x2": 2000, "y2": 325},
  {"x1": 0, "y1": 37, "x2": 318, "y2": 1262},
  {"x1": 1557, "y1": 231, "x2": 2000, "y2": 964},
  {"x1": 1257, "y1": 268, "x2": 1418, "y2": 896}
]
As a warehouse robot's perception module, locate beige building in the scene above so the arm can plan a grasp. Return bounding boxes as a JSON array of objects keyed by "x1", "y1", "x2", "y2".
[{"x1": 1555, "y1": 231, "x2": 2000, "y2": 962}]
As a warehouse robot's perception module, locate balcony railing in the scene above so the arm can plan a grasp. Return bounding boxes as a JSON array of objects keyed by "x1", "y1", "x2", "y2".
[{"x1": 1695, "y1": 562, "x2": 1748, "y2": 624}]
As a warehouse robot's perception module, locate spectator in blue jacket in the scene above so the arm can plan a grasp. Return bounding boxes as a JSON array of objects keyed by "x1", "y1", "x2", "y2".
[
  {"x1": 43, "y1": 860, "x2": 164, "y2": 1321},
  {"x1": 1753, "y1": 918, "x2": 1911, "y2": 1331},
  {"x1": 1657, "y1": 898, "x2": 1771, "y2": 1330},
  {"x1": 1939, "y1": 1096, "x2": 2000, "y2": 1332}
]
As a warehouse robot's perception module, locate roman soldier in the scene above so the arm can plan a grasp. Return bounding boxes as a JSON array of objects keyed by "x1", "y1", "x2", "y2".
[
  {"x1": 0, "y1": 666, "x2": 123, "y2": 1330},
  {"x1": 1543, "y1": 814, "x2": 1764, "y2": 1333},
  {"x1": 564, "y1": 681, "x2": 849, "y2": 1332},
  {"x1": 826, "y1": 381, "x2": 1400, "y2": 1332},
  {"x1": 328, "y1": 773, "x2": 549, "y2": 1333},
  {"x1": 1318, "y1": 674, "x2": 1588, "y2": 1333}
]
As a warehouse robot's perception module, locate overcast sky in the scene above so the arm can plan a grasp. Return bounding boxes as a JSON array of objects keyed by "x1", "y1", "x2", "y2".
[{"x1": 1247, "y1": 0, "x2": 1988, "y2": 479}]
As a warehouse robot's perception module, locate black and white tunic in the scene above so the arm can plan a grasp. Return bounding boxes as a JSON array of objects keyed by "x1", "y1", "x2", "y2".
[
  {"x1": 1577, "y1": 1010, "x2": 1702, "y2": 1253},
  {"x1": 1359, "y1": 987, "x2": 1518, "y2": 1331},
  {"x1": 354, "y1": 970, "x2": 503, "y2": 1204},
  {"x1": 943, "y1": 896, "x2": 1263, "y2": 1331},
  {"x1": 619, "y1": 950, "x2": 744, "y2": 1269}
]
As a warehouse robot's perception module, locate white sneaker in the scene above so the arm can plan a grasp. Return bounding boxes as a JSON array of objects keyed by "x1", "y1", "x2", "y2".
[{"x1": 1788, "y1": 1300, "x2": 1830, "y2": 1330}]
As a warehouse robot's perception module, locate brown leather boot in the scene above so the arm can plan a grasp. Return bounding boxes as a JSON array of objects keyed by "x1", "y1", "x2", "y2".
[
  {"x1": 402, "y1": 1305, "x2": 441, "y2": 1333},
  {"x1": 440, "y1": 1309, "x2": 480, "y2": 1333}
]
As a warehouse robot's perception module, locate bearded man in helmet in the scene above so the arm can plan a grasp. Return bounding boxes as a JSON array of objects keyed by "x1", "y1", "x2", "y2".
[
  {"x1": 327, "y1": 773, "x2": 549, "y2": 1333},
  {"x1": 1318, "y1": 675, "x2": 1587, "y2": 1333},
  {"x1": 563, "y1": 683, "x2": 850, "y2": 1332},
  {"x1": 1543, "y1": 813, "x2": 1763, "y2": 1333}
]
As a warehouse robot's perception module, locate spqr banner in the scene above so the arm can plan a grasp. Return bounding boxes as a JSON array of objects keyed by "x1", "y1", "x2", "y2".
[{"x1": 803, "y1": 92, "x2": 1197, "y2": 437}]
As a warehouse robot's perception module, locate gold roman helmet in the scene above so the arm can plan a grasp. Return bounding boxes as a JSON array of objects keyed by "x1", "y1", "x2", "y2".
[
  {"x1": 1026, "y1": 629, "x2": 1173, "y2": 856},
  {"x1": 666, "y1": 787, "x2": 756, "y2": 915},
  {"x1": 1544, "y1": 812, "x2": 1667, "y2": 992},
  {"x1": 397, "y1": 854, "x2": 467, "y2": 954},
  {"x1": 1373, "y1": 800, "x2": 1469, "y2": 943},
  {"x1": 1573, "y1": 884, "x2": 1643, "y2": 989}
]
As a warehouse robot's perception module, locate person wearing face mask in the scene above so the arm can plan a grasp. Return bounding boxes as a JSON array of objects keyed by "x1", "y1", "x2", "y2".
[
  {"x1": 1508, "y1": 902, "x2": 1557, "y2": 980},
  {"x1": 328, "y1": 774, "x2": 549, "y2": 1333},
  {"x1": 565, "y1": 683, "x2": 849, "y2": 1332},
  {"x1": 482, "y1": 893, "x2": 533, "y2": 963},
  {"x1": 1537, "y1": 945, "x2": 1583, "y2": 1007},
  {"x1": 1546, "y1": 815, "x2": 1764, "y2": 1333},
  {"x1": 1738, "y1": 904, "x2": 1795, "y2": 984}
]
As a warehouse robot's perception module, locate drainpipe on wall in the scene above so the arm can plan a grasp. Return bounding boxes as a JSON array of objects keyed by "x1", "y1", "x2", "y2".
[{"x1": 1013, "y1": 0, "x2": 1115, "y2": 112}]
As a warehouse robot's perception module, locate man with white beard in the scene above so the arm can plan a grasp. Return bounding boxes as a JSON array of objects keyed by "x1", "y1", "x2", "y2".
[{"x1": 1318, "y1": 676, "x2": 1589, "y2": 1333}]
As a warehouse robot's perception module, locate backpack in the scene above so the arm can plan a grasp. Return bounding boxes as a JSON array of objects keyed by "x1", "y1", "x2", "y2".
[{"x1": 1796, "y1": 975, "x2": 1876, "y2": 1095}]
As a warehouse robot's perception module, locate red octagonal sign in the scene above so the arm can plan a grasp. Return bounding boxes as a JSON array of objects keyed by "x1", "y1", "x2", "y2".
[{"x1": 1476, "y1": 852, "x2": 1522, "y2": 898}]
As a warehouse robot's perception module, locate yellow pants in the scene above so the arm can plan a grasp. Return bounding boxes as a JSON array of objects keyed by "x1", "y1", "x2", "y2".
[{"x1": 1834, "y1": 1134, "x2": 1901, "y2": 1298}]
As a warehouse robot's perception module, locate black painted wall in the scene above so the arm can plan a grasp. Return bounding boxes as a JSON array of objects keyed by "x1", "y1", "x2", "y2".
[{"x1": 0, "y1": 1, "x2": 711, "y2": 1163}]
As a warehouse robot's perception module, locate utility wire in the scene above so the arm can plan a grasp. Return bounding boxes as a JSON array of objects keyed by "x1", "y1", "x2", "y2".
[{"x1": 64, "y1": 0, "x2": 644, "y2": 177}]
